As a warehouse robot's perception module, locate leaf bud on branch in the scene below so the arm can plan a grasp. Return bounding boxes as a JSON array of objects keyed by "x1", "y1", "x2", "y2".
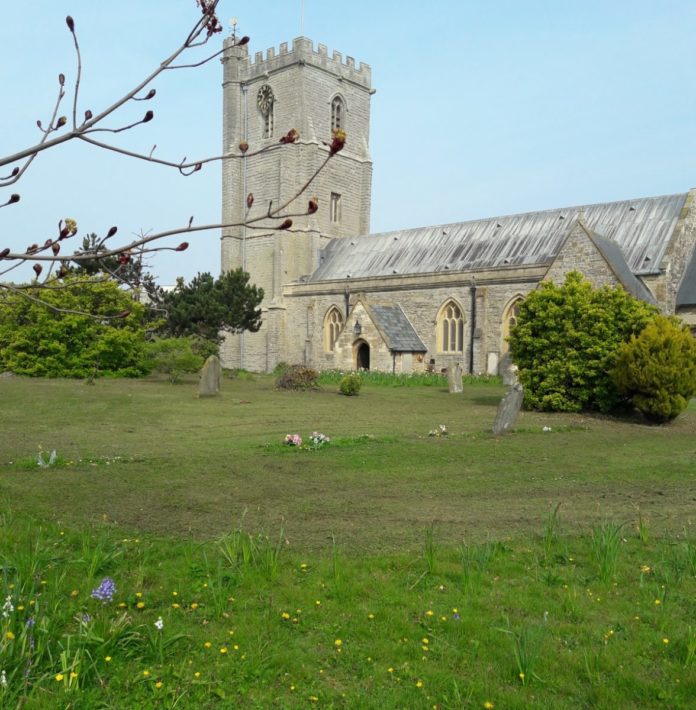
[
  {"x1": 65, "y1": 15, "x2": 75, "y2": 32},
  {"x1": 278, "y1": 219, "x2": 293, "y2": 230}
]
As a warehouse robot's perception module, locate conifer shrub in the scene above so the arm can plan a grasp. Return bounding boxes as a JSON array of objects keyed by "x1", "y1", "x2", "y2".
[
  {"x1": 508, "y1": 272, "x2": 656, "y2": 413},
  {"x1": 275, "y1": 364, "x2": 320, "y2": 391},
  {"x1": 339, "y1": 373, "x2": 362, "y2": 396},
  {"x1": 611, "y1": 315, "x2": 696, "y2": 423},
  {"x1": 0, "y1": 277, "x2": 149, "y2": 378}
]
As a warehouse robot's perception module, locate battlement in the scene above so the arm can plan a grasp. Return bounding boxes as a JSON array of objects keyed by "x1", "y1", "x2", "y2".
[{"x1": 223, "y1": 36, "x2": 371, "y2": 88}]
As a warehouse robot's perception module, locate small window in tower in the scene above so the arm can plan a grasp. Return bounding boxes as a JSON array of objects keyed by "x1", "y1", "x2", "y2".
[
  {"x1": 330, "y1": 193, "x2": 342, "y2": 224},
  {"x1": 331, "y1": 96, "x2": 345, "y2": 132}
]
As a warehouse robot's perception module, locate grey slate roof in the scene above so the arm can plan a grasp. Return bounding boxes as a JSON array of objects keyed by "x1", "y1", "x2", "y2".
[
  {"x1": 309, "y1": 193, "x2": 687, "y2": 282},
  {"x1": 677, "y1": 249, "x2": 696, "y2": 307},
  {"x1": 581, "y1": 226, "x2": 657, "y2": 304},
  {"x1": 366, "y1": 304, "x2": 426, "y2": 352}
]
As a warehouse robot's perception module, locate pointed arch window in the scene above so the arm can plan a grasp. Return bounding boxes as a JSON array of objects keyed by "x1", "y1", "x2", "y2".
[
  {"x1": 331, "y1": 96, "x2": 345, "y2": 132},
  {"x1": 437, "y1": 300, "x2": 464, "y2": 353},
  {"x1": 324, "y1": 306, "x2": 344, "y2": 352},
  {"x1": 501, "y1": 297, "x2": 524, "y2": 353}
]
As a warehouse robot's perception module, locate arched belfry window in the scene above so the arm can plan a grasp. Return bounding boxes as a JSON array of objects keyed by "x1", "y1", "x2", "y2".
[
  {"x1": 437, "y1": 300, "x2": 465, "y2": 353},
  {"x1": 501, "y1": 296, "x2": 524, "y2": 354},
  {"x1": 324, "y1": 306, "x2": 344, "y2": 352},
  {"x1": 331, "y1": 96, "x2": 345, "y2": 132},
  {"x1": 257, "y1": 84, "x2": 274, "y2": 138}
]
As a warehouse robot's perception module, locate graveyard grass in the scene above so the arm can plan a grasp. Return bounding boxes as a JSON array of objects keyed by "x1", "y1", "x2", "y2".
[{"x1": 1, "y1": 374, "x2": 695, "y2": 708}]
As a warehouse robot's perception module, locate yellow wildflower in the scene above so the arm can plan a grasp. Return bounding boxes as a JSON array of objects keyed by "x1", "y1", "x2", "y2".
[{"x1": 55, "y1": 673, "x2": 64, "y2": 682}]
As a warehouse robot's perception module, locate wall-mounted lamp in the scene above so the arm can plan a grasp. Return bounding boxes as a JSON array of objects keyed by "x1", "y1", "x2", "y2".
[{"x1": 353, "y1": 320, "x2": 362, "y2": 336}]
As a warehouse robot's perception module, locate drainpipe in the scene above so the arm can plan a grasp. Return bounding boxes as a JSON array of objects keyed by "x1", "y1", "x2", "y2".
[
  {"x1": 392, "y1": 352, "x2": 396, "y2": 374},
  {"x1": 469, "y1": 283, "x2": 477, "y2": 374}
]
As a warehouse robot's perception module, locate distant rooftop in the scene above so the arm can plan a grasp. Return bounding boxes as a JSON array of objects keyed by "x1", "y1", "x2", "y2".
[{"x1": 309, "y1": 193, "x2": 688, "y2": 282}]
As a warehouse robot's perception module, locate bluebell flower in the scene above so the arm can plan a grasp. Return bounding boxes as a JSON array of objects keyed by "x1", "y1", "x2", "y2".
[{"x1": 91, "y1": 577, "x2": 117, "y2": 603}]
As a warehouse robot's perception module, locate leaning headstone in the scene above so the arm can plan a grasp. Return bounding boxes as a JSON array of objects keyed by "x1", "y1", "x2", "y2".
[
  {"x1": 448, "y1": 362, "x2": 463, "y2": 393},
  {"x1": 198, "y1": 355, "x2": 222, "y2": 397},
  {"x1": 500, "y1": 353, "x2": 519, "y2": 386},
  {"x1": 492, "y1": 384, "x2": 524, "y2": 435}
]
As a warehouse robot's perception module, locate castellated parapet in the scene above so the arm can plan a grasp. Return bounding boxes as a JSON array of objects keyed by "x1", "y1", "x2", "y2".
[{"x1": 223, "y1": 36, "x2": 371, "y2": 88}]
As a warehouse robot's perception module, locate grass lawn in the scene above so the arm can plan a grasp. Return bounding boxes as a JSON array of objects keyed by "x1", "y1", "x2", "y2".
[{"x1": 0, "y1": 375, "x2": 695, "y2": 707}]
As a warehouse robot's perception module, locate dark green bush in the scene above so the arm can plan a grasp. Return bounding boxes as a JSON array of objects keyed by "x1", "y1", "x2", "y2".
[
  {"x1": 508, "y1": 272, "x2": 656, "y2": 413},
  {"x1": 612, "y1": 315, "x2": 696, "y2": 423},
  {"x1": 339, "y1": 373, "x2": 362, "y2": 396},
  {"x1": 276, "y1": 364, "x2": 319, "y2": 391}
]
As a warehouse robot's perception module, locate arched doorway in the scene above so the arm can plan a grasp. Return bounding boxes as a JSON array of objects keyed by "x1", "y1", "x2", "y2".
[{"x1": 356, "y1": 341, "x2": 370, "y2": 370}]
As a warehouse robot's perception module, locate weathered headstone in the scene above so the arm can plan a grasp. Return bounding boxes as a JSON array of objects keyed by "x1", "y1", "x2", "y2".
[
  {"x1": 448, "y1": 362, "x2": 463, "y2": 393},
  {"x1": 492, "y1": 383, "x2": 524, "y2": 435},
  {"x1": 198, "y1": 355, "x2": 222, "y2": 397},
  {"x1": 499, "y1": 353, "x2": 519, "y2": 386}
]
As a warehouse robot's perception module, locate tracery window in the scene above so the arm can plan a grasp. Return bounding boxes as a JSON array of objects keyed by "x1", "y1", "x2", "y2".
[
  {"x1": 331, "y1": 96, "x2": 345, "y2": 132},
  {"x1": 324, "y1": 306, "x2": 344, "y2": 352},
  {"x1": 437, "y1": 300, "x2": 464, "y2": 353}
]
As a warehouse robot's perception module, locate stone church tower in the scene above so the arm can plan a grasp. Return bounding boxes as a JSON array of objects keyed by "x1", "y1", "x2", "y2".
[{"x1": 220, "y1": 36, "x2": 373, "y2": 371}]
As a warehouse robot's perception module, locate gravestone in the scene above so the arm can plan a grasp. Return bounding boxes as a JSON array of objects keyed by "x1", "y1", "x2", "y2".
[
  {"x1": 499, "y1": 353, "x2": 519, "y2": 386},
  {"x1": 492, "y1": 383, "x2": 524, "y2": 435},
  {"x1": 448, "y1": 362, "x2": 463, "y2": 393},
  {"x1": 198, "y1": 355, "x2": 222, "y2": 397}
]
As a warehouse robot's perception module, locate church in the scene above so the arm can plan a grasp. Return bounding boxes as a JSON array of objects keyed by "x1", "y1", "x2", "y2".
[{"x1": 219, "y1": 36, "x2": 696, "y2": 374}]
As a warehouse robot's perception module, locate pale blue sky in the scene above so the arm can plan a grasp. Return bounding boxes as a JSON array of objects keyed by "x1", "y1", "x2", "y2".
[{"x1": 2, "y1": 0, "x2": 694, "y2": 283}]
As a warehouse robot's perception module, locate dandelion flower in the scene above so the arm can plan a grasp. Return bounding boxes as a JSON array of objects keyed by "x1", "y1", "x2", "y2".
[
  {"x1": 663, "y1": 638, "x2": 670, "y2": 645},
  {"x1": 136, "y1": 602, "x2": 145, "y2": 610},
  {"x1": 334, "y1": 639, "x2": 342, "y2": 647},
  {"x1": 483, "y1": 703, "x2": 495, "y2": 709},
  {"x1": 220, "y1": 647, "x2": 228, "y2": 654},
  {"x1": 416, "y1": 680, "x2": 423, "y2": 688},
  {"x1": 519, "y1": 672, "x2": 525, "y2": 681},
  {"x1": 105, "y1": 656, "x2": 112, "y2": 662},
  {"x1": 172, "y1": 603, "x2": 180, "y2": 609},
  {"x1": 194, "y1": 671, "x2": 201, "y2": 678},
  {"x1": 5, "y1": 631, "x2": 15, "y2": 641},
  {"x1": 204, "y1": 641, "x2": 212, "y2": 648},
  {"x1": 190, "y1": 603, "x2": 199, "y2": 610},
  {"x1": 367, "y1": 613, "x2": 374, "y2": 620},
  {"x1": 155, "y1": 681, "x2": 163, "y2": 689},
  {"x1": 426, "y1": 610, "x2": 434, "y2": 617},
  {"x1": 135, "y1": 592, "x2": 142, "y2": 598},
  {"x1": 655, "y1": 599, "x2": 661, "y2": 606},
  {"x1": 70, "y1": 590, "x2": 78, "y2": 598},
  {"x1": 281, "y1": 612, "x2": 290, "y2": 620},
  {"x1": 55, "y1": 673, "x2": 64, "y2": 682},
  {"x1": 143, "y1": 670, "x2": 150, "y2": 677}
]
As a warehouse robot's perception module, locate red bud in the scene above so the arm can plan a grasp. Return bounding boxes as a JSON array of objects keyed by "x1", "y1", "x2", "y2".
[
  {"x1": 52, "y1": 242, "x2": 60, "y2": 256},
  {"x1": 9, "y1": 193, "x2": 20, "y2": 204},
  {"x1": 84, "y1": 109, "x2": 93, "y2": 121},
  {"x1": 11, "y1": 167, "x2": 19, "y2": 177},
  {"x1": 239, "y1": 141, "x2": 249, "y2": 154},
  {"x1": 118, "y1": 253, "x2": 131, "y2": 264},
  {"x1": 145, "y1": 89, "x2": 156, "y2": 100},
  {"x1": 279, "y1": 219, "x2": 293, "y2": 230},
  {"x1": 0, "y1": 248, "x2": 10, "y2": 258},
  {"x1": 246, "y1": 193, "x2": 254, "y2": 209},
  {"x1": 58, "y1": 266, "x2": 68, "y2": 278},
  {"x1": 143, "y1": 110, "x2": 154, "y2": 123},
  {"x1": 26, "y1": 244, "x2": 38, "y2": 254},
  {"x1": 238, "y1": 36, "x2": 250, "y2": 46},
  {"x1": 44, "y1": 239, "x2": 52, "y2": 248},
  {"x1": 33, "y1": 263, "x2": 43, "y2": 277},
  {"x1": 175, "y1": 242, "x2": 189, "y2": 252},
  {"x1": 106, "y1": 226, "x2": 118, "y2": 238},
  {"x1": 59, "y1": 229, "x2": 69, "y2": 240},
  {"x1": 56, "y1": 116, "x2": 67, "y2": 128},
  {"x1": 36, "y1": 120, "x2": 42, "y2": 129},
  {"x1": 308, "y1": 198, "x2": 319, "y2": 214},
  {"x1": 279, "y1": 128, "x2": 299, "y2": 145},
  {"x1": 59, "y1": 73, "x2": 65, "y2": 86},
  {"x1": 66, "y1": 15, "x2": 75, "y2": 32}
]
